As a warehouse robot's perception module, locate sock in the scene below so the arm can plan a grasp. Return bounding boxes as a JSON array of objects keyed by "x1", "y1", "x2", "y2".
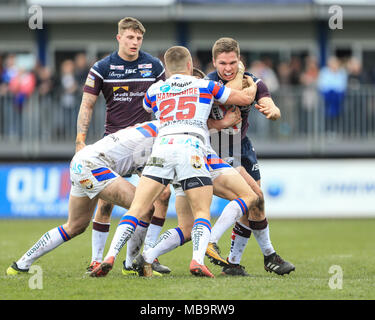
[
  {"x1": 143, "y1": 227, "x2": 185, "y2": 264},
  {"x1": 191, "y1": 218, "x2": 211, "y2": 265},
  {"x1": 249, "y1": 218, "x2": 275, "y2": 257},
  {"x1": 144, "y1": 216, "x2": 165, "y2": 251},
  {"x1": 210, "y1": 198, "x2": 248, "y2": 244},
  {"x1": 125, "y1": 220, "x2": 149, "y2": 269},
  {"x1": 16, "y1": 225, "x2": 70, "y2": 269},
  {"x1": 104, "y1": 215, "x2": 138, "y2": 260},
  {"x1": 228, "y1": 221, "x2": 251, "y2": 265},
  {"x1": 91, "y1": 221, "x2": 110, "y2": 263}
]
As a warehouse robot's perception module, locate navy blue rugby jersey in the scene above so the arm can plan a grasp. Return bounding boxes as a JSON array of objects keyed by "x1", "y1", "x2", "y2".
[
  {"x1": 205, "y1": 71, "x2": 270, "y2": 139},
  {"x1": 83, "y1": 50, "x2": 165, "y2": 134}
]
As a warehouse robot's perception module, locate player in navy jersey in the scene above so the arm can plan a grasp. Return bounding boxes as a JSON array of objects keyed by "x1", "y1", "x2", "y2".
[
  {"x1": 205, "y1": 37, "x2": 295, "y2": 276},
  {"x1": 75, "y1": 17, "x2": 171, "y2": 275}
]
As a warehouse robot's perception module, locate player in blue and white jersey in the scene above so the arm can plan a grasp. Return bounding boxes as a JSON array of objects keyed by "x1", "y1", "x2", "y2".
[
  {"x1": 90, "y1": 46, "x2": 259, "y2": 278},
  {"x1": 6, "y1": 121, "x2": 162, "y2": 276}
]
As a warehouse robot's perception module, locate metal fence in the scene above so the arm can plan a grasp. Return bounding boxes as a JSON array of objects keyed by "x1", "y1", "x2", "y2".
[{"x1": 0, "y1": 85, "x2": 374, "y2": 159}]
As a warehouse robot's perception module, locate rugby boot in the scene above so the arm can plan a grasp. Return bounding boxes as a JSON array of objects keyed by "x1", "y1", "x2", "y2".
[
  {"x1": 132, "y1": 254, "x2": 153, "y2": 277},
  {"x1": 264, "y1": 252, "x2": 295, "y2": 275},
  {"x1": 6, "y1": 262, "x2": 29, "y2": 276},
  {"x1": 123, "y1": 259, "x2": 161, "y2": 277},
  {"x1": 86, "y1": 261, "x2": 101, "y2": 274},
  {"x1": 90, "y1": 256, "x2": 115, "y2": 277},
  {"x1": 221, "y1": 260, "x2": 250, "y2": 276},
  {"x1": 152, "y1": 258, "x2": 171, "y2": 274},
  {"x1": 205, "y1": 242, "x2": 228, "y2": 267},
  {"x1": 189, "y1": 259, "x2": 215, "y2": 278}
]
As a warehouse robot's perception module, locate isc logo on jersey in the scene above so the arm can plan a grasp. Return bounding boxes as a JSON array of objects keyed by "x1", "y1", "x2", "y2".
[{"x1": 210, "y1": 104, "x2": 241, "y2": 135}]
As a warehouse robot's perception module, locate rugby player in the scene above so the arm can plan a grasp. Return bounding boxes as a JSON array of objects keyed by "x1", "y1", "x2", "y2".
[
  {"x1": 205, "y1": 37, "x2": 295, "y2": 276},
  {"x1": 74, "y1": 17, "x2": 170, "y2": 275},
  {"x1": 6, "y1": 122, "x2": 162, "y2": 275},
  {"x1": 90, "y1": 46, "x2": 259, "y2": 278},
  {"x1": 6, "y1": 99, "x2": 241, "y2": 276}
]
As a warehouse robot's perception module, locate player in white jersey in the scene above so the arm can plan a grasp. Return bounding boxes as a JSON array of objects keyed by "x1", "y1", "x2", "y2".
[
  {"x1": 6, "y1": 121, "x2": 161, "y2": 276},
  {"x1": 90, "y1": 46, "x2": 259, "y2": 278}
]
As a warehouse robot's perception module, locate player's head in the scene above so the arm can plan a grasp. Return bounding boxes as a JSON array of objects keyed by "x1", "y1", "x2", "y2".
[
  {"x1": 164, "y1": 46, "x2": 193, "y2": 76},
  {"x1": 116, "y1": 17, "x2": 145, "y2": 61},
  {"x1": 212, "y1": 37, "x2": 241, "y2": 82},
  {"x1": 193, "y1": 67, "x2": 206, "y2": 79}
]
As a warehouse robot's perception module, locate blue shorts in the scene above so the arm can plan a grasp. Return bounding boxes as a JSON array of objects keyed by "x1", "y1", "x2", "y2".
[{"x1": 240, "y1": 136, "x2": 260, "y2": 181}]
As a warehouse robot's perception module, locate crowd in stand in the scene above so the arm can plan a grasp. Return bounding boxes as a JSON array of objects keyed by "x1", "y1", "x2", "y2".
[{"x1": 0, "y1": 51, "x2": 374, "y2": 139}]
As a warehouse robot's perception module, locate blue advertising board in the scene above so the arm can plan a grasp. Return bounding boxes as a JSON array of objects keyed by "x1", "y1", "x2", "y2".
[{"x1": 0, "y1": 163, "x2": 229, "y2": 219}]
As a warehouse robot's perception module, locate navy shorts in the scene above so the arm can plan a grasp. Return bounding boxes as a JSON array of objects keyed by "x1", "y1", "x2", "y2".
[{"x1": 240, "y1": 136, "x2": 260, "y2": 181}]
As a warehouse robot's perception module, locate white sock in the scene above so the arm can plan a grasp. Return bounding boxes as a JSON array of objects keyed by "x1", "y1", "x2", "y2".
[
  {"x1": 210, "y1": 198, "x2": 248, "y2": 243},
  {"x1": 125, "y1": 220, "x2": 149, "y2": 268},
  {"x1": 249, "y1": 219, "x2": 275, "y2": 257},
  {"x1": 144, "y1": 217, "x2": 165, "y2": 251},
  {"x1": 91, "y1": 221, "x2": 110, "y2": 263},
  {"x1": 143, "y1": 227, "x2": 185, "y2": 264},
  {"x1": 191, "y1": 218, "x2": 211, "y2": 265},
  {"x1": 104, "y1": 215, "x2": 138, "y2": 260},
  {"x1": 16, "y1": 225, "x2": 70, "y2": 269},
  {"x1": 228, "y1": 222, "x2": 251, "y2": 265}
]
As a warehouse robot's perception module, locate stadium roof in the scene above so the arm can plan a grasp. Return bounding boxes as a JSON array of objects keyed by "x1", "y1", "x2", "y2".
[{"x1": 1, "y1": 0, "x2": 375, "y2": 22}]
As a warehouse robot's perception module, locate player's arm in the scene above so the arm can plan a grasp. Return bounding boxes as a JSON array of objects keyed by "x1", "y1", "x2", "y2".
[
  {"x1": 255, "y1": 97, "x2": 280, "y2": 120},
  {"x1": 224, "y1": 76, "x2": 257, "y2": 107},
  {"x1": 225, "y1": 61, "x2": 245, "y2": 90},
  {"x1": 207, "y1": 106, "x2": 241, "y2": 130},
  {"x1": 75, "y1": 92, "x2": 98, "y2": 152},
  {"x1": 143, "y1": 90, "x2": 155, "y2": 113}
]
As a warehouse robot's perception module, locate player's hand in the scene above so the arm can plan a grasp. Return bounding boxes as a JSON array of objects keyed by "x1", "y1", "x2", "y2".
[
  {"x1": 75, "y1": 141, "x2": 86, "y2": 153},
  {"x1": 245, "y1": 75, "x2": 255, "y2": 87},
  {"x1": 255, "y1": 103, "x2": 279, "y2": 120},
  {"x1": 223, "y1": 106, "x2": 242, "y2": 126}
]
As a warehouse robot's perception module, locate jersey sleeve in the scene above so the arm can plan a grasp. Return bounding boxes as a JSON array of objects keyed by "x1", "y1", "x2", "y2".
[
  {"x1": 143, "y1": 88, "x2": 157, "y2": 113},
  {"x1": 154, "y1": 58, "x2": 166, "y2": 82},
  {"x1": 245, "y1": 72, "x2": 271, "y2": 101},
  {"x1": 206, "y1": 80, "x2": 231, "y2": 104},
  {"x1": 255, "y1": 80, "x2": 271, "y2": 101},
  {"x1": 83, "y1": 62, "x2": 104, "y2": 96}
]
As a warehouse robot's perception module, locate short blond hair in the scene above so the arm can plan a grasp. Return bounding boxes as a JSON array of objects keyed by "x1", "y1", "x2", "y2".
[
  {"x1": 212, "y1": 37, "x2": 240, "y2": 60},
  {"x1": 118, "y1": 17, "x2": 146, "y2": 35},
  {"x1": 164, "y1": 46, "x2": 192, "y2": 74}
]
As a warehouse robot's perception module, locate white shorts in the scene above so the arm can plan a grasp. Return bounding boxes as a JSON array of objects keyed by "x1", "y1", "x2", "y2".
[
  {"x1": 69, "y1": 153, "x2": 120, "y2": 199},
  {"x1": 142, "y1": 134, "x2": 210, "y2": 183},
  {"x1": 173, "y1": 150, "x2": 233, "y2": 197}
]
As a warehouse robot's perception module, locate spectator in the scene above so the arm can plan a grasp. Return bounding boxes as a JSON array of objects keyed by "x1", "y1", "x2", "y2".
[
  {"x1": 248, "y1": 59, "x2": 279, "y2": 93},
  {"x1": 74, "y1": 53, "x2": 90, "y2": 91},
  {"x1": 58, "y1": 59, "x2": 78, "y2": 138},
  {"x1": 35, "y1": 64, "x2": 54, "y2": 96},
  {"x1": 299, "y1": 55, "x2": 320, "y2": 135},
  {"x1": 277, "y1": 61, "x2": 291, "y2": 85},
  {"x1": 317, "y1": 56, "x2": 348, "y2": 134},
  {"x1": 346, "y1": 57, "x2": 365, "y2": 90},
  {"x1": 300, "y1": 55, "x2": 319, "y2": 110},
  {"x1": 288, "y1": 56, "x2": 303, "y2": 86},
  {"x1": 1, "y1": 54, "x2": 18, "y2": 94}
]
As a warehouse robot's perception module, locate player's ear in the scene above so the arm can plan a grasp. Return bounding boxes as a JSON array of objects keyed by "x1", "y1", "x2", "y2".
[{"x1": 212, "y1": 58, "x2": 217, "y2": 68}]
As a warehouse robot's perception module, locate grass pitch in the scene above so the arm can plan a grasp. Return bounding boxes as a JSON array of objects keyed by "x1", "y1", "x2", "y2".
[{"x1": 1, "y1": 218, "x2": 374, "y2": 300}]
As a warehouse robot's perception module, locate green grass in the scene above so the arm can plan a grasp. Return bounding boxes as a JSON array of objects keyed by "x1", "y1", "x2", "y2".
[{"x1": 0, "y1": 218, "x2": 374, "y2": 300}]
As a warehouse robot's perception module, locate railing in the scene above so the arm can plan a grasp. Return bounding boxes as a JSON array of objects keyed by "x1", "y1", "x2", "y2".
[{"x1": 0, "y1": 85, "x2": 374, "y2": 159}]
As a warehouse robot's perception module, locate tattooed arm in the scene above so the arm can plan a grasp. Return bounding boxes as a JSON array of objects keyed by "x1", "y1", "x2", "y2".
[{"x1": 75, "y1": 92, "x2": 98, "y2": 153}]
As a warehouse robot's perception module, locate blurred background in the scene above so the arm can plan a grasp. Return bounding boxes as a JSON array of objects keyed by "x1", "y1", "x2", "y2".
[{"x1": 0, "y1": 0, "x2": 374, "y2": 219}]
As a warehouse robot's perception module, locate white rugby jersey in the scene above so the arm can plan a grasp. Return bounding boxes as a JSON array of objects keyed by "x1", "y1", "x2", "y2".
[
  {"x1": 80, "y1": 121, "x2": 159, "y2": 176},
  {"x1": 143, "y1": 74, "x2": 231, "y2": 143}
]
